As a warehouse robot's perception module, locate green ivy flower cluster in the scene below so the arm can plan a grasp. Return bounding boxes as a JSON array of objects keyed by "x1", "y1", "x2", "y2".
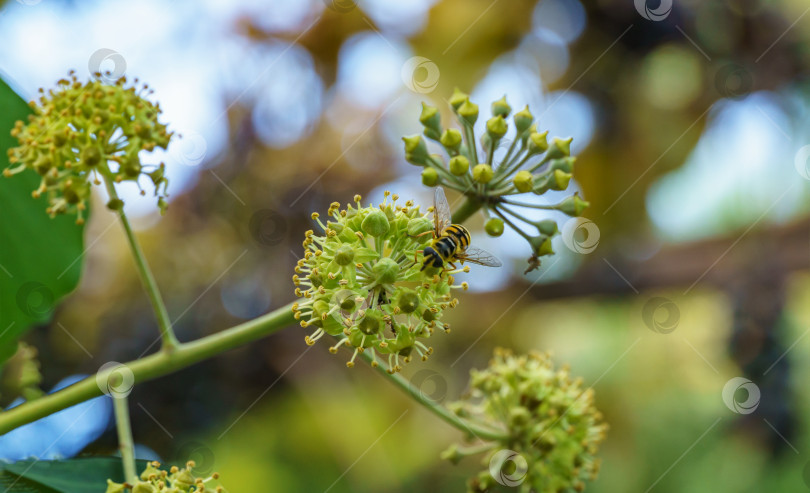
[
  {"x1": 105, "y1": 461, "x2": 222, "y2": 493},
  {"x1": 403, "y1": 89, "x2": 590, "y2": 272},
  {"x1": 443, "y1": 348, "x2": 607, "y2": 493},
  {"x1": 5, "y1": 71, "x2": 173, "y2": 222},
  {"x1": 293, "y1": 193, "x2": 469, "y2": 372}
]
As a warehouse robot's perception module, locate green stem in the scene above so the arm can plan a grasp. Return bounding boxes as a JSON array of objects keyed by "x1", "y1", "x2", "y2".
[
  {"x1": 113, "y1": 396, "x2": 137, "y2": 484},
  {"x1": 451, "y1": 196, "x2": 482, "y2": 224},
  {"x1": 0, "y1": 302, "x2": 296, "y2": 434},
  {"x1": 103, "y1": 177, "x2": 179, "y2": 351},
  {"x1": 359, "y1": 352, "x2": 507, "y2": 441}
]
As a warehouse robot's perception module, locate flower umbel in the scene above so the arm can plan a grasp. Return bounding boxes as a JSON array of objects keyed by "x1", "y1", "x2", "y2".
[
  {"x1": 406, "y1": 90, "x2": 591, "y2": 273},
  {"x1": 293, "y1": 193, "x2": 469, "y2": 372},
  {"x1": 105, "y1": 460, "x2": 222, "y2": 493},
  {"x1": 5, "y1": 71, "x2": 174, "y2": 222},
  {"x1": 443, "y1": 349, "x2": 607, "y2": 493}
]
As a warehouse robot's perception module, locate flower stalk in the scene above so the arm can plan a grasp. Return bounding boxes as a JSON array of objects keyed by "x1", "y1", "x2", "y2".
[
  {"x1": 103, "y1": 176, "x2": 179, "y2": 351},
  {"x1": 112, "y1": 395, "x2": 137, "y2": 484}
]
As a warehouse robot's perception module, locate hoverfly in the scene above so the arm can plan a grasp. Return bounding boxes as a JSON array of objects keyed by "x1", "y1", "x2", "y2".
[{"x1": 419, "y1": 187, "x2": 502, "y2": 271}]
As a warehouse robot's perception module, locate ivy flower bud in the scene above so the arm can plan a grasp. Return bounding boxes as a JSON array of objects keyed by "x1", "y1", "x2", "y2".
[
  {"x1": 421, "y1": 167, "x2": 439, "y2": 186},
  {"x1": 449, "y1": 155, "x2": 470, "y2": 176},
  {"x1": 445, "y1": 349, "x2": 607, "y2": 493},
  {"x1": 440, "y1": 128, "x2": 463, "y2": 152},
  {"x1": 485, "y1": 116, "x2": 507, "y2": 140},
  {"x1": 529, "y1": 234, "x2": 554, "y2": 256},
  {"x1": 512, "y1": 170, "x2": 533, "y2": 193},
  {"x1": 5, "y1": 72, "x2": 175, "y2": 222},
  {"x1": 546, "y1": 136, "x2": 573, "y2": 159},
  {"x1": 457, "y1": 100, "x2": 479, "y2": 125},
  {"x1": 361, "y1": 209, "x2": 390, "y2": 237},
  {"x1": 557, "y1": 193, "x2": 590, "y2": 217},
  {"x1": 490, "y1": 95, "x2": 511, "y2": 118},
  {"x1": 534, "y1": 219, "x2": 558, "y2": 236},
  {"x1": 294, "y1": 193, "x2": 468, "y2": 371},
  {"x1": 449, "y1": 87, "x2": 469, "y2": 110},
  {"x1": 527, "y1": 130, "x2": 549, "y2": 155},
  {"x1": 484, "y1": 217, "x2": 504, "y2": 237},
  {"x1": 472, "y1": 163, "x2": 493, "y2": 184},
  {"x1": 419, "y1": 102, "x2": 441, "y2": 140},
  {"x1": 513, "y1": 105, "x2": 533, "y2": 133},
  {"x1": 549, "y1": 169, "x2": 572, "y2": 191},
  {"x1": 402, "y1": 135, "x2": 428, "y2": 165}
]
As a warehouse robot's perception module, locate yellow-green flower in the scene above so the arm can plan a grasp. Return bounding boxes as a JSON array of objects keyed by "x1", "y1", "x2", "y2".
[{"x1": 5, "y1": 72, "x2": 174, "y2": 222}]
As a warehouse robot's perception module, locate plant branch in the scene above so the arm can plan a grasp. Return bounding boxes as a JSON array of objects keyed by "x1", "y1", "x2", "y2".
[
  {"x1": 0, "y1": 302, "x2": 296, "y2": 434},
  {"x1": 113, "y1": 396, "x2": 137, "y2": 484},
  {"x1": 102, "y1": 177, "x2": 179, "y2": 350},
  {"x1": 359, "y1": 351, "x2": 507, "y2": 442}
]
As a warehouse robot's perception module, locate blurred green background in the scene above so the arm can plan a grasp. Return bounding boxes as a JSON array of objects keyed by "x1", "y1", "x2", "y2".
[{"x1": 2, "y1": 0, "x2": 810, "y2": 491}]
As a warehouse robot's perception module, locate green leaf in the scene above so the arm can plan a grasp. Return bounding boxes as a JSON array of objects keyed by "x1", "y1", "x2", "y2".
[
  {"x1": 0, "y1": 78, "x2": 87, "y2": 366},
  {"x1": 0, "y1": 458, "x2": 149, "y2": 492}
]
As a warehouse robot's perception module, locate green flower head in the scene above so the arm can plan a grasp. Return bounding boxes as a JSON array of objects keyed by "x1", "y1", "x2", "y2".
[
  {"x1": 405, "y1": 90, "x2": 591, "y2": 273},
  {"x1": 5, "y1": 71, "x2": 174, "y2": 222},
  {"x1": 445, "y1": 348, "x2": 607, "y2": 493},
  {"x1": 293, "y1": 192, "x2": 469, "y2": 372}
]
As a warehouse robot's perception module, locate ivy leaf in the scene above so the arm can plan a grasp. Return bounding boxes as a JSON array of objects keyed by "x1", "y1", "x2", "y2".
[
  {"x1": 0, "y1": 457, "x2": 149, "y2": 492},
  {"x1": 0, "y1": 78, "x2": 87, "y2": 367}
]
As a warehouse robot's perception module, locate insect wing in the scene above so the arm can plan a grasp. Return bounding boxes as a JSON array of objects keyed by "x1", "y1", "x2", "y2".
[
  {"x1": 457, "y1": 246, "x2": 502, "y2": 267},
  {"x1": 433, "y1": 187, "x2": 452, "y2": 234}
]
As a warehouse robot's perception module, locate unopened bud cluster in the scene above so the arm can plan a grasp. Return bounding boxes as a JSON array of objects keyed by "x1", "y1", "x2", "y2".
[
  {"x1": 5, "y1": 71, "x2": 173, "y2": 222},
  {"x1": 404, "y1": 90, "x2": 590, "y2": 272},
  {"x1": 293, "y1": 193, "x2": 469, "y2": 372},
  {"x1": 105, "y1": 460, "x2": 222, "y2": 493},
  {"x1": 443, "y1": 349, "x2": 607, "y2": 493}
]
